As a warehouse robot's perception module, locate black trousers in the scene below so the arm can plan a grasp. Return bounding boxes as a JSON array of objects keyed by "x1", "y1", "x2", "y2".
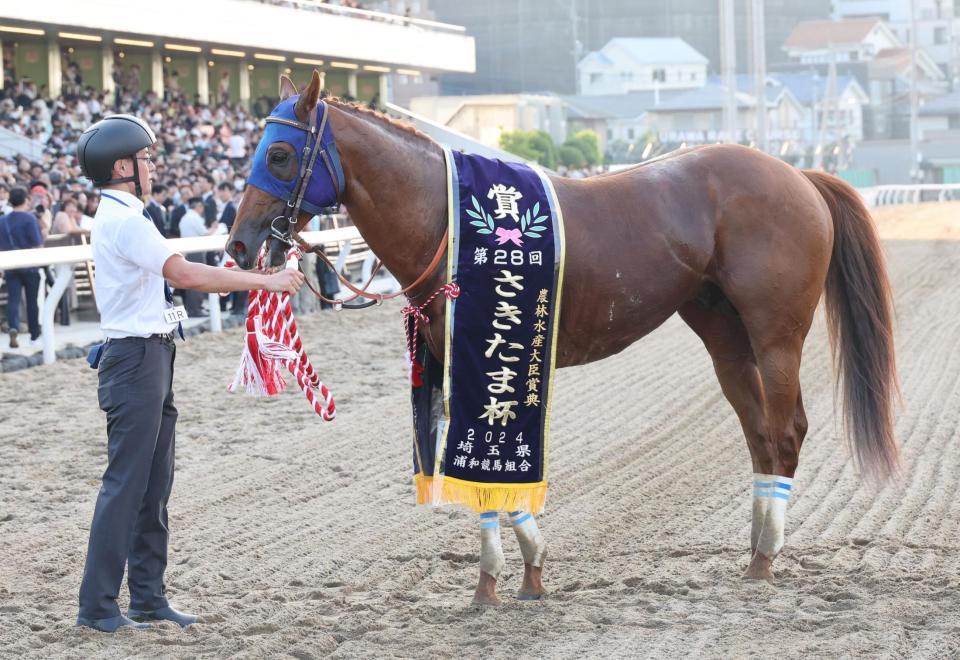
[
  {"x1": 183, "y1": 252, "x2": 206, "y2": 316},
  {"x1": 78, "y1": 335, "x2": 177, "y2": 620},
  {"x1": 5, "y1": 268, "x2": 41, "y2": 339}
]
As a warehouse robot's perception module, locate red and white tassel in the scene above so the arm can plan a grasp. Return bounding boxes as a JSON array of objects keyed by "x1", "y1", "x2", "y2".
[{"x1": 226, "y1": 248, "x2": 336, "y2": 421}]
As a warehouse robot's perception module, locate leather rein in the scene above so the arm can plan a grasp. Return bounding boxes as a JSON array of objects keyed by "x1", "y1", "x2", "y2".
[{"x1": 294, "y1": 229, "x2": 448, "y2": 310}]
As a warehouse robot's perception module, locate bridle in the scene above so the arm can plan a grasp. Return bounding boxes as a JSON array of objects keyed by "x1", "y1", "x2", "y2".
[
  {"x1": 259, "y1": 100, "x2": 450, "y2": 310},
  {"x1": 264, "y1": 101, "x2": 342, "y2": 249}
]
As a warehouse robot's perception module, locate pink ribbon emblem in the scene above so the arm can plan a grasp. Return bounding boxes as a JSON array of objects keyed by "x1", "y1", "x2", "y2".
[{"x1": 494, "y1": 227, "x2": 524, "y2": 246}]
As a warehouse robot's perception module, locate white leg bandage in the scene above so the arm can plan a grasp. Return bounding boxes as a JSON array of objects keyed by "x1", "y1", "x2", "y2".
[
  {"x1": 510, "y1": 511, "x2": 546, "y2": 568},
  {"x1": 751, "y1": 474, "x2": 793, "y2": 558},
  {"x1": 479, "y1": 512, "x2": 505, "y2": 578}
]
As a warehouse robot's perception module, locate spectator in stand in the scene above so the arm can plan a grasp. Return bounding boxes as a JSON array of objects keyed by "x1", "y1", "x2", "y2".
[
  {"x1": 217, "y1": 71, "x2": 230, "y2": 106},
  {"x1": 0, "y1": 187, "x2": 44, "y2": 347},
  {"x1": 178, "y1": 196, "x2": 218, "y2": 316},
  {"x1": 0, "y1": 183, "x2": 11, "y2": 214},
  {"x1": 198, "y1": 174, "x2": 217, "y2": 226},
  {"x1": 169, "y1": 185, "x2": 192, "y2": 240},
  {"x1": 215, "y1": 181, "x2": 237, "y2": 231},
  {"x1": 79, "y1": 192, "x2": 97, "y2": 231},
  {"x1": 215, "y1": 181, "x2": 243, "y2": 314},
  {"x1": 51, "y1": 197, "x2": 87, "y2": 235},
  {"x1": 145, "y1": 184, "x2": 168, "y2": 237},
  {"x1": 29, "y1": 183, "x2": 53, "y2": 239}
]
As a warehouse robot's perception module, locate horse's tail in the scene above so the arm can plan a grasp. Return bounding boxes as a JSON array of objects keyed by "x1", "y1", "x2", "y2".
[{"x1": 802, "y1": 169, "x2": 900, "y2": 482}]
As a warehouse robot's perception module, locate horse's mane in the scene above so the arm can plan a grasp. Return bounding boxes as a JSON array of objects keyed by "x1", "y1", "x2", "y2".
[{"x1": 325, "y1": 97, "x2": 435, "y2": 147}]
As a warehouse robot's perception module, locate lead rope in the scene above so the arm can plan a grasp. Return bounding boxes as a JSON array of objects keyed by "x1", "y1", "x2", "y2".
[
  {"x1": 400, "y1": 282, "x2": 460, "y2": 386},
  {"x1": 225, "y1": 248, "x2": 336, "y2": 421}
]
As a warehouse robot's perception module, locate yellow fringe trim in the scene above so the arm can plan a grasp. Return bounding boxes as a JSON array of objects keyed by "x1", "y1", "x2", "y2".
[{"x1": 415, "y1": 473, "x2": 546, "y2": 514}]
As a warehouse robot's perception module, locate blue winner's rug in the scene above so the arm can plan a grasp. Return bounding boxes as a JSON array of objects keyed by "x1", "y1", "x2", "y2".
[{"x1": 411, "y1": 149, "x2": 566, "y2": 513}]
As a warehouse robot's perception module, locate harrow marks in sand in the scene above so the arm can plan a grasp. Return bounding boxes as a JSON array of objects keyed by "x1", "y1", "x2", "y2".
[{"x1": 1, "y1": 235, "x2": 959, "y2": 659}]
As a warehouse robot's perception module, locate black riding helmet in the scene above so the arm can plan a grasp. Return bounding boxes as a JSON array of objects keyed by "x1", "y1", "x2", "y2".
[{"x1": 77, "y1": 114, "x2": 156, "y2": 197}]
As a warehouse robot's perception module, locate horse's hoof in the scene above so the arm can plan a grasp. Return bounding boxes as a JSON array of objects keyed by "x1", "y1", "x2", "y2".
[
  {"x1": 472, "y1": 571, "x2": 501, "y2": 606},
  {"x1": 517, "y1": 590, "x2": 545, "y2": 601},
  {"x1": 743, "y1": 551, "x2": 775, "y2": 583},
  {"x1": 471, "y1": 593, "x2": 502, "y2": 606}
]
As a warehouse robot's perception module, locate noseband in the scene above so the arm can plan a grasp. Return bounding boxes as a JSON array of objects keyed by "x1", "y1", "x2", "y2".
[{"x1": 266, "y1": 102, "x2": 344, "y2": 247}]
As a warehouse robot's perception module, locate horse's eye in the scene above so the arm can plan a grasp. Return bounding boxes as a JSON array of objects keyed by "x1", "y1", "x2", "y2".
[{"x1": 270, "y1": 152, "x2": 287, "y2": 164}]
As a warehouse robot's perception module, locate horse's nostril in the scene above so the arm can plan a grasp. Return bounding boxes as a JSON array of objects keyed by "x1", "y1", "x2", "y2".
[{"x1": 233, "y1": 241, "x2": 247, "y2": 255}]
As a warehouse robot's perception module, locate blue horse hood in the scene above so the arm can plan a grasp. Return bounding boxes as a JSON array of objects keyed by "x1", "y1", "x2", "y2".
[{"x1": 247, "y1": 97, "x2": 345, "y2": 215}]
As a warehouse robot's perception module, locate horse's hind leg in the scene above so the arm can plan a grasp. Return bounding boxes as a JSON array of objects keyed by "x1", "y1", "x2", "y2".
[
  {"x1": 679, "y1": 298, "x2": 806, "y2": 581},
  {"x1": 746, "y1": 338, "x2": 808, "y2": 580}
]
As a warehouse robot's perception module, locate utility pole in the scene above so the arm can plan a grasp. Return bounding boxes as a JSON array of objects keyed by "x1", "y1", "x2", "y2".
[
  {"x1": 747, "y1": 0, "x2": 768, "y2": 152},
  {"x1": 719, "y1": 0, "x2": 738, "y2": 143},
  {"x1": 570, "y1": 0, "x2": 582, "y2": 95},
  {"x1": 815, "y1": 47, "x2": 838, "y2": 170},
  {"x1": 909, "y1": 0, "x2": 921, "y2": 182}
]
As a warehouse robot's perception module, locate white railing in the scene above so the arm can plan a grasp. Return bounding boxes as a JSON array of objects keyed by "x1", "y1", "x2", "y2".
[
  {"x1": 243, "y1": 0, "x2": 467, "y2": 34},
  {"x1": 0, "y1": 127, "x2": 46, "y2": 161},
  {"x1": 859, "y1": 184, "x2": 960, "y2": 207},
  {"x1": 0, "y1": 227, "x2": 369, "y2": 365}
]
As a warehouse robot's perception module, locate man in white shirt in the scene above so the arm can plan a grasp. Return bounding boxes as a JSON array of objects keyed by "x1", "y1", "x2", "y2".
[
  {"x1": 178, "y1": 197, "x2": 217, "y2": 316},
  {"x1": 75, "y1": 114, "x2": 304, "y2": 633},
  {"x1": 228, "y1": 132, "x2": 246, "y2": 163}
]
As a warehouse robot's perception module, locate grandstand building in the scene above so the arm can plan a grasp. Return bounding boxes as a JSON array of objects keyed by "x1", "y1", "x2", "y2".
[{"x1": 0, "y1": 0, "x2": 475, "y2": 107}]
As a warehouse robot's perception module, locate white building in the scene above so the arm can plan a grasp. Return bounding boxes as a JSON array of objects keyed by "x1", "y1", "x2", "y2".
[
  {"x1": 577, "y1": 38, "x2": 709, "y2": 96},
  {"x1": 408, "y1": 94, "x2": 567, "y2": 147},
  {"x1": 783, "y1": 17, "x2": 903, "y2": 64},
  {"x1": 833, "y1": 0, "x2": 959, "y2": 78}
]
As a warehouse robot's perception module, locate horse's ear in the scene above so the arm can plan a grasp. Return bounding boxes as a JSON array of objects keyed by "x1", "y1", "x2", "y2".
[
  {"x1": 294, "y1": 69, "x2": 322, "y2": 122},
  {"x1": 279, "y1": 75, "x2": 298, "y2": 101}
]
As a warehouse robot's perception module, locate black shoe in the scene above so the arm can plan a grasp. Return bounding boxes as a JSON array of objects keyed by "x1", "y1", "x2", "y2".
[
  {"x1": 9, "y1": 330, "x2": 18, "y2": 349},
  {"x1": 127, "y1": 605, "x2": 199, "y2": 627},
  {"x1": 76, "y1": 614, "x2": 152, "y2": 632}
]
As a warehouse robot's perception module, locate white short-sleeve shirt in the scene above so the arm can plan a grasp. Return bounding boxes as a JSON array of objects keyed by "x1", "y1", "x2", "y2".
[{"x1": 91, "y1": 189, "x2": 180, "y2": 339}]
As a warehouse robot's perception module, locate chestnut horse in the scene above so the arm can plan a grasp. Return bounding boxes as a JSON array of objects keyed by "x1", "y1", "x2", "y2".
[{"x1": 227, "y1": 71, "x2": 898, "y2": 604}]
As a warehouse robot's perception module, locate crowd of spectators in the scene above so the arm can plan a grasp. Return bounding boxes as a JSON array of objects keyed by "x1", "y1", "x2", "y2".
[
  {"x1": 0, "y1": 81, "x2": 268, "y2": 239},
  {"x1": 0, "y1": 72, "x2": 356, "y2": 343}
]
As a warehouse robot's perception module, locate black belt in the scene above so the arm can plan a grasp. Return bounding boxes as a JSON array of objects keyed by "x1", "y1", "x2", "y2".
[
  {"x1": 107, "y1": 332, "x2": 176, "y2": 344},
  {"x1": 89, "y1": 332, "x2": 175, "y2": 369}
]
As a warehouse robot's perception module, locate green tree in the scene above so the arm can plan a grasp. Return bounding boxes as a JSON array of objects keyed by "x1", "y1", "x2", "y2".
[
  {"x1": 558, "y1": 144, "x2": 586, "y2": 169},
  {"x1": 563, "y1": 129, "x2": 601, "y2": 166},
  {"x1": 499, "y1": 129, "x2": 558, "y2": 170},
  {"x1": 525, "y1": 130, "x2": 558, "y2": 170},
  {"x1": 499, "y1": 130, "x2": 540, "y2": 162}
]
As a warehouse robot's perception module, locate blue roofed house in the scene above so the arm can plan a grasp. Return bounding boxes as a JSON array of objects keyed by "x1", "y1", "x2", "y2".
[
  {"x1": 578, "y1": 38, "x2": 709, "y2": 96},
  {"x1": 769, "y1": 73, "x2": 870, "y2": 143}
]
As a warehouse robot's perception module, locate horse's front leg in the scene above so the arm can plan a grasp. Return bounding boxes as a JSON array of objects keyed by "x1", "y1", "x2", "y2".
[
  {"x1": 473, "y1": 511, "x2": 548, "y2": 605},
  {"x1": 474, "y1": 512, "x2": 505, "y2": 605},
  {"x1": 510, "y1": 511, "x2": 547, "y2": 599}
]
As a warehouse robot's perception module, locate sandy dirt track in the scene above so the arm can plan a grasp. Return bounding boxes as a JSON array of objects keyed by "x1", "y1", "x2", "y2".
[{"x1": 1, "y1": 205, "x2": 959, "y2": 659}]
